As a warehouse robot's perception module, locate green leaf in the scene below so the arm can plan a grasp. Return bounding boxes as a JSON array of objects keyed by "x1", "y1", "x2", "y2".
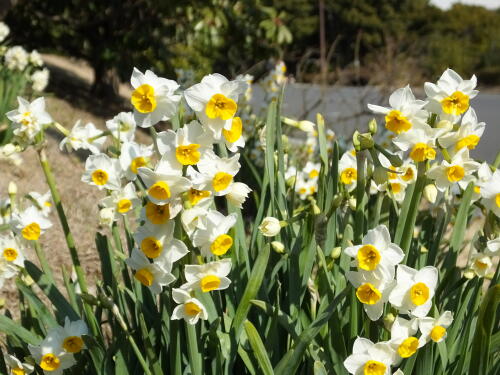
[
  {"x1": 0, "y1": 314, "x2": 40, "y2": 345},
  {"x1": 244, "y1": 320, "x2": 274, "y2": 375}
]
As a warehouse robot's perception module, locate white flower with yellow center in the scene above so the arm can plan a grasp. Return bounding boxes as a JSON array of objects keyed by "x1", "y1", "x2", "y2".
[
  {"x1": 11, "y1": 206, "x2": 52, "y2": 241},
  {"x1": 192, "y1": 210, "x2": 237, "y2": 257},
  {"x1": 138, "y1": 156, "x2": 192, "y2": 206},
  {"x1": 100, "y1": 182, "x2": 140, "y2": 220},
  {"x1": 368, "y1": 85, "x2": 429, "y2": 136},
  {"x1": 134, "y1": 221, "x2": 188, "y2": 263},
  {"x1": 140, "y1": 200, "x2": 180, "y2": 226},
  {"x1": 221, "y1": 116, "x2": 245, "y2": 152},
  {"x1": 52, "y1": 317, "x2": 88, "y2": 354},
  {"x1": 469, "y1": 253, "x2": 493, "y2": 278},
  {"x1": 184, "y1": 73, "x2": 247, "y2": 138},
  {"x1": 82, "y1": 153, "x2": 122, "y2": 190},
  {"x1": 28, "y1": 190, "x2": 52, "y2": 216},
  {"x1": 345, "y1": 225, "x2": 404, "y2": 281},
  {"x1": 392, "y1": 127, "x2": 440, "y2": 164},
  {"x1": 226, "y1": 182, "x2": 252, "y2": 209},
  {"x1": 294, "y1": 175, "x2": 317, "y2": 200},
  {"x1": 3, "y1": 353, "x2": 34, "y2": 375},
  {"x1": 106, "y1": 112, "x2": 136, "y2": 143},
  {"x1": 6, "y1": 97, "x2": 52, "y2": 141},
  {"x1": 181, "y1": 198, "x2": 211, "y2": 237},
  {"x1": 303, "y1": 161, "x2": 321, "y2": 180},
  {"x1": 439, "y1": 108, "x2": 484, "y2": 155},
  {"x1": 389, "y1": 317, "x2": 423, "y2": 362},
  {"x1": 471, "y1": 162, "x2": 492, "y2": 203},
  {"x1": 119, "y1": 141, "x2": 154, "y2": 181},
  {"x1": 187, "y1": 150, "x2": 240, "y2": 196},
  {"x1": 171, "y1": 288, "x2": 208, "y2": 325},
  {"x1": 28, "y1": 332, "x2": 76, "y2": 375},
  {"x1": 182, "y1": 259, "x2": 232, "y2": 293},
  {"x1": 424, "y1": 69, "x2": 477, "y2": 119},
  {"x1": 418, "y1": 311, "x2": 453, "y2": 345},
  {"x1": 478, "y1": 169, "x2": 500, "y2": 217},
  {"x1": 0, "y1": 256, "x2": 18, "y2": 288},
  {"x1": 59, "y1": 120, "x2": 105, "y2": 154},
  {"x1": 389, "y1": 265, "x2": 438, "y2": 318},
  {"x1": 344, "y1": 337, "x2": 395, "y2": 375},
  {"x1": 0, "y1": 234, "x2": 25, "y2": 267},
  {"x1": 339, "y1": 152, "x2": 358, "y2": 192},
  {"x1": 130, "y1": 68, "x2": 181, "y2": 128},
  {"x1": 346, "y1": 270, "x2": 395, "y2": 321},
  {"x1": 156, "y1": 120, "x2": 213, "y2": 171},
  {"x1": 427, "y1": 148, "x2": 479, "y2": 192},
  {"x1": 125, "y1": 249, "x2": 176, "y2": 294}
]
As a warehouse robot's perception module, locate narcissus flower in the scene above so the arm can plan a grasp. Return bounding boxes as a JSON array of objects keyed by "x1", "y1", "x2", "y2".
[
  {"x1": 427, "y1": 148, "x2": 479, "y2": 191},
  {"x1": 418, "y1": 311, "x2": 453, "y2": 344},
  {"x1": 389, "y1": 265, "x2": 438, "y2": 318},
  {"x1": 182, "y1": 259, "x2": 232, "y2": 293},
  {"x1": 424, "y1": 68, "x2": 477, "y2": 118},
  {"x1": 258, "y1": 216, "x2": 282, "y2": 237},
  {"x1": 184, "y1": 73, "x2": 247, "y2": 138},
  {"x1": 139, "y1": 165, "x2": 191, "y2": 208},
  {"x1": 368, "y1": 85, "x2": 429, "y2": 135},
  {"x1": 28, "y1": 190, "x2": 52, "y2": 216},
  {"x1": 392, "y1": 128, "x2": 439, "y2": 162},
  {"x1": 303, "y1": 161, "x2": 321, "y2": 180},
  {"x1": 6, "y1": 97, "x2": 52, "y2": 141},
  {"x1": 156, "y1": 120, "x2": 213, "y2": 170},
  {"x1": 99, "y1": 182, "x2": 140, "y2": 220},
  {"x1": 82, "y1": 153, "x2": 122, "y2": 191},
  {"x1": 478, "y1": 169, "x2": 500, "y2": 217},
  {"x1": 125, "y1": 249, "x2": 176, "y2": 294},
  {"x1": 0, "y1": 256, "x2": 18, "y2": 288},
  {"x1": 187, "y1": 150, "x2": 240, "y2": 196},
  {"x1": 52, "y1": 317, "x2": 89, "y2": 354},
  {"x1": 59, "y1": 120, "x2": 105, "y2": 154},
  {"x1": 344, "y1": 337, "x2": 395, "y2": 375},
  {"x1": 339, "y1": 152, "x2": 358, "y2": 192},
  {"x1": 171, "y1": 288, "x2": 208, "y2": 325},
  {"x1": 28, "y1": 332, "x2": 76, "y2": 375},
  {"x1": 347, "y1": 270, "x2": 395, "y2": 321},
  {"x1": 192, "y1": 210, "x2": 237, "y2": 256},
  {"x1": 226, "y1": 182, "x2": 252, "y2": 208},
  {"x1": 134, "y1": 221, "x2": 188, "y2": 263},
  {"x1": 345, "y1": 225, "x2": 404, "y2": 281},
  {"x1": 106, "y1": 111, "x2": 136, "y2": 143},
  {"x1": 389, "y1": 317, "x2": 422, "y2": 361},
  {"x1": 0, "y1": 234, "x2": 25, "y2": 267},
  {"x1": 439, "y1": 108, "x2": 484, "y2": 155},
  {"x1": 119, "y1": 141, "x2": 154, "y2": 181},
  {"x1": 11, "y1": 206, "x2": 52, "y2": 241},
  {"x1": 130, "y1": 68, "x2": 181, "y2": 128},
  {"x1": 221, "y1": 116, "x2": 245, "y2": 152},
  {"x1": 3, "y1": 353, "x2": 34, "y2": 375},
  {"x1": 180, "y1": 200, "x2": 211, "y2": 237},
  {"x1": 469, "y1": 253, "x2": 493, "y2": 278}
]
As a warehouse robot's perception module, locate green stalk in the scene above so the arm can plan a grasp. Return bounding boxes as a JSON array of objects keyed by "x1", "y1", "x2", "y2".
[
  {"x1": 354, "y1": 151, "x2": 366, "y2": 243},
  {"x1": 33, "y1": 241, "x2": 55, "y2": 284},
  {"x1": 399, "y1": 162, "x2": 426, "y2": 254}
]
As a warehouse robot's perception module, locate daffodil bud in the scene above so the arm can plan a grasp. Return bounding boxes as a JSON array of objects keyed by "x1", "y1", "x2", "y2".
[
  {"x1": 298, "y1": 120, "x2": 316, "y2": 133},
  {"x1": 348, "y1": 198, "x2": 357, "y2": 211},
  {"x1": 286, "y1": 175, "x2": 296, "y2": 187},
  {"x1": 99, "y1": 207, "x2": 115, "y2": 227},
  {"x1": 259, "y1": 216, "x2": 281, "y2": 237},
  {"x1": 352, "y1": 130, "x2": 361, "y2": 151},
  {"x1": 81, "y1": 292, "x2": 99, "y2": 306},
  {"x1": 423, "y1": 184, "x2": 438, "y2": 204},
  {"x1": 357, "y1": 132, "x2": 374, "y2": 150},
  {"x1": 271, "y1": 241, "x2": 285, "y2": 253},
  {"x1": 383, "y1": 313, "x2": 396, "y2": 330},
  {"x1": 312, "y1": 201, "x2": 321, "y2": 215},
  {"x1": 463, "y1": 269, "x2": 475, "y2": 279},
  {"x1": 8, "y1": 181, "x2": 17, "y2": 195},
  {"x1": 331, "y1": 247, "x2": 342, "y2": 259},
  {"x1": 368, "y1": 118, "x2": 378, "y2": 135}
]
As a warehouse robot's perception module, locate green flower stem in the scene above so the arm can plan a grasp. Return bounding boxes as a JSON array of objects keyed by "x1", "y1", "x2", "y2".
[
  {"x1": 354, "y1": 151, "x2": 366, "y2": 243},
  {"x1": 399, "y1": 162, "x2": 427, "y2": 254}
]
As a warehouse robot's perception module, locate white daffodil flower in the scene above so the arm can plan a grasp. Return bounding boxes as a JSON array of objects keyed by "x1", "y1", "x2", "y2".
[
  {"x1": 424, "y1": 68, "x2": 477, "y2": 120},
  {"x1": 180, "y1": 198, "x2": 211, "y2": 237},
  {"x1": 344, "y1": 337, "x2": 395, "y2": 375},
  {"x1": 221, "y1": 116, "x2": 245, "y2": 152},
  {"x1": 28, "y1": 331, "x2": 76, "y2": 375},
  {"x1": 187, "y1": 149, "x2": 240, "y2": 196},
  {"x1": 184, "y1": 73, "x2": 247, "y2": 138},
  {"x1": 258, "y1": 216, "x2": 281, "y2": 237},
  {"x1": 119, "y1": 141, "x2": 154, "y2": 181},
  {"x1": 130, "y1": 68, "x2": 181, "y2": 128},
  {"x1": 470, "y1": 253, "x2": 493, "y2": 278},
  {"x1": 478, "y1": 169, "x2": 500, "y2": 217},
  {"x1": 81, "y1": 153, "x2": 122, "y2": 191},
  {"x1": 0, "y1": 255, "x2": 18, "y2": 288},
  {"x1": 182, "y1": 259, "x2": 232, "y2": 293},
  {"x1": 156, "y1": 120, "x2": 213, "y2": 170},
  {"x1": 0, "y1": 234, "x2": 25, "y2": 267},
  {"x1": 339, "y1": 152, "x2": 358, "y2": 192},
  {"x1": 295, "y1": 175, "x2": 317, "y2": 200},
  {"x1": 390, "y1": 317, "x2": 423, "y2": 361},
  {"x1": 471, "y1": 162, "x2": 492, "y2": 202},
  {"x1": 346, "y1": 270, "x2": 395, "y2": 321},
  {"x1": 0, "y1": 22, "x2": 10, "y2": 43},
  {"x1": 106, "y1": 111, "x2": 136, "y2": 143},
  {"x1": 125, "y1": 249, "x2": 176, "y2": 294},
  {"x1": 392, "y1": 128, "x2": 440, "y2": 165},
  {"x1": 345, "y1": 225, "x2": 404, "y2": 282},
  {"x1": 3, "y1": 353, "x2": 34, "y2": 375},
  {"x1": 303, "y1": 161, "x2": 321, "y2": 180},
  {"x1": 11, "y1": 206, "x2": 52, "y2": 241},
  {"x1": 427, "y1": 148, "x2": 479, "y2": 192},
  {"x1": 138, "y1": 156, "x2": 192, "y2": 206},
  {"x1": 31, "y1": 68, "x2": 50, "y2": 92},
  {"x1": 28, "y1": 190, "x2": 52, "y2": 216},
  {"x1": 59, "y1": 120, "x2": 105, "y2": 154},
  {"x1": 192, "y1": 210, "x2": 237, "y2": 257},
  {"x1": 389, "y1": 265, "x2": 438, "y2": 318},
  {"x1": 418, "y1": 311, "x2": 453, "y2": 345},
  {"x1": 226, "y1": 181, "x2": 252, "y2": 208},
  {"x1": 171, "y1": 288, "x2": 208, "y2": 325},
  {"x1": 52, "y1": 317, "x2": 89, "y2": 354},
  {"x1": 100, "y1": 182, "x2": 140, "y2": 220},
  {"x1": 438, "y1": 108, "x2": 485, "y2": 155},
  {"x1": 6, "y1": 97, "x2": 52, "y2": 142},
  {"x1": 368, "y1": 85, "x2": 429, "y2": 136},
  {"x1": 140, "y1": 200, "x2": 180, "y2": 226}
]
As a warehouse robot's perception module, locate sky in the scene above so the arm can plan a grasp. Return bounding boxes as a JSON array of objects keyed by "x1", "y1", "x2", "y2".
[{"x1": 431, "y1": 0, "x2": 500, "y2": 9}]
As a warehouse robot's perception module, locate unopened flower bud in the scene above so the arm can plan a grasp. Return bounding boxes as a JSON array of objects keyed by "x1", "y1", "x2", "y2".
[
  {"x1": 423, "y1": 184, "x2": 438, "y2": 204},
  {"x1": 348, "y1": 198, "x2": 357, "y2": 211},
  {"x1": 99, "y1": 207, "x2": 115, "y2": 227},
  {"x1": 8, "y1": 181, "x2": 17, "y2": 195},
  {"x1": 384, "y1": 313, "x2": 396, "y2": 330},
  {"x1": 331, "y1": 247, "x2": 342, "y2": 259},
  {"x1": 259, "y1": 216, "x2": 282, "y2": 237},
  {"x1": 298, "y1": 120, "x2": 316, "y2": 133},
  {"x1": 463, "y1": 269, "x2": 475, "y2": 279},
  {"x1": 368, "y1": 118, "x2": 378, "y2": 135},
  {"x1": 271, "y1": 241, "x2": 285, "y2": 253}
]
